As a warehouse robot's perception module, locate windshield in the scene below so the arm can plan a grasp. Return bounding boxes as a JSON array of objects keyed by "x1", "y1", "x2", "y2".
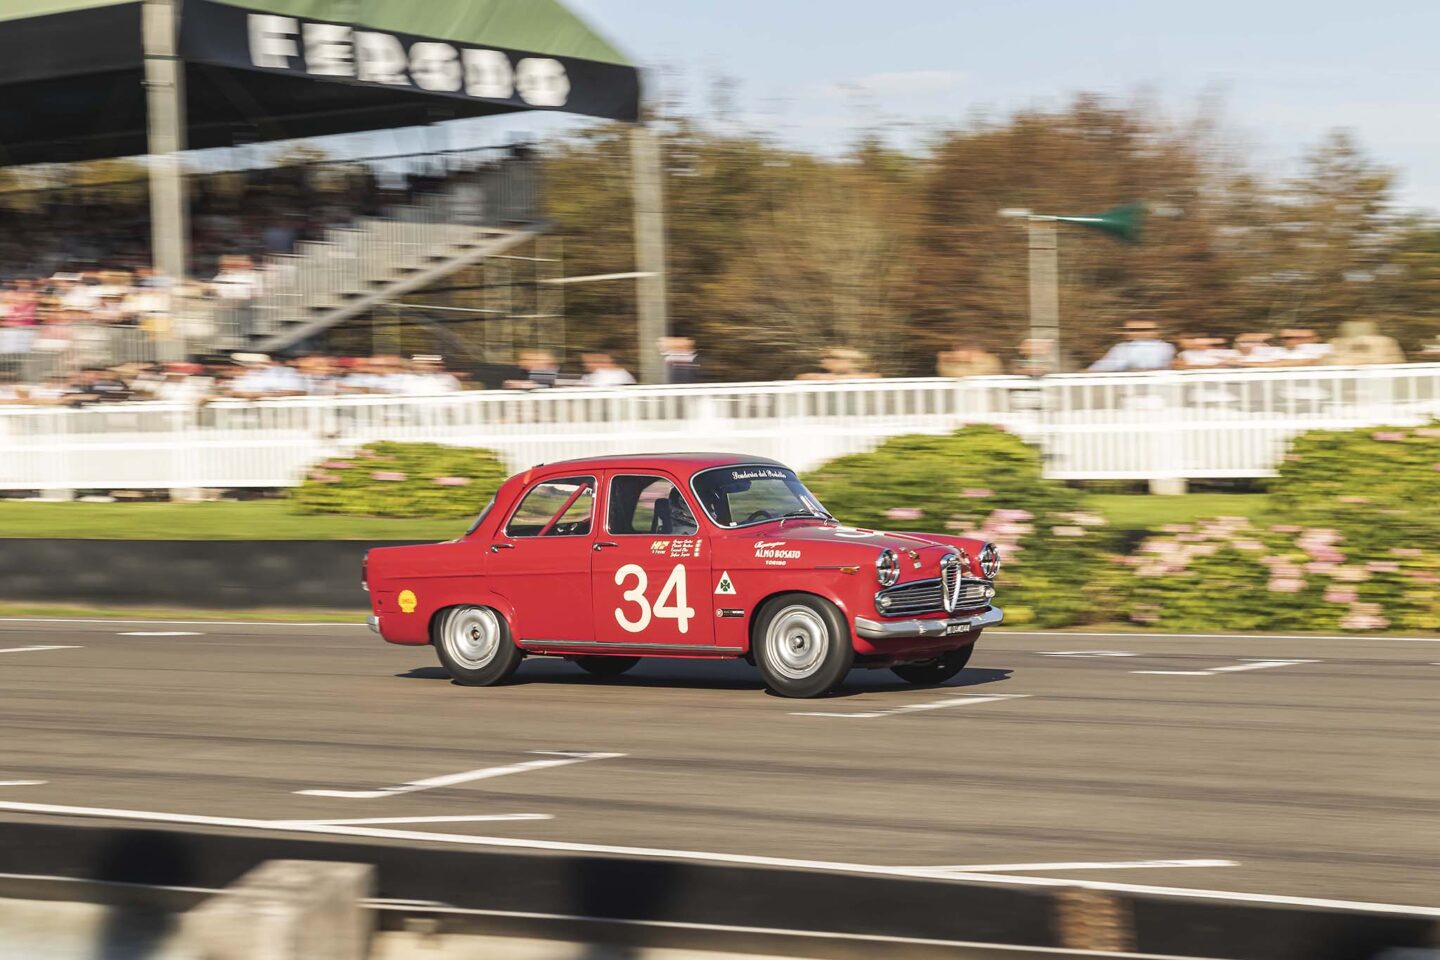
[{"x1": 691, "y1": 465, "x2": 831, "y2": 528}]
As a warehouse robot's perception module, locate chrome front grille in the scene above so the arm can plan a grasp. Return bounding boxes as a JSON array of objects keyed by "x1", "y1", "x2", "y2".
[
  {"x1": 877, "y1": 579, "x2": 946, "y2": 616},
  {"x1": 942, "y1": 557, "x2": 960, "y2": 610},
  {"x1": 876, "y1": 576, "x2": 991, "y2": 617}
]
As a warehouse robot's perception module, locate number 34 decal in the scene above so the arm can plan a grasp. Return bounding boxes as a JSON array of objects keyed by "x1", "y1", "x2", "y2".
[{"x1": 615, "y1": 563, "x2": 695, "y2": 634}]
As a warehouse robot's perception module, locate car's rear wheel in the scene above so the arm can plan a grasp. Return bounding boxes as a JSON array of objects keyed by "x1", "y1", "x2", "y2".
[
  {"x1": 573, "y1": 656, "x2": 641, "y2": 678},
  {"x1": 434, "y1": 605, "x2": 522, "y2": 686},
  {"x1": 753, "y1": 594, "x2": 854, "y2": 698},
  {"x1": 890, "y1": 640, "x2": 976, "y2": 686}
]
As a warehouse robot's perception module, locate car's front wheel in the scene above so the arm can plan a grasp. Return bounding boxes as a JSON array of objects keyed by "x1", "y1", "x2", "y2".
[
  {"x1": 573, "y1": 656, "x2": 641, "y2": 678},
  {"x1": 890, "y1": 641, "x2": 976, "y2": 686},
  {"x1": 433, "y1": 605, "x2": 522, "y2": 686},
  {"x1": 753, "y1": 594, "x2": 854, "y2": 698}
]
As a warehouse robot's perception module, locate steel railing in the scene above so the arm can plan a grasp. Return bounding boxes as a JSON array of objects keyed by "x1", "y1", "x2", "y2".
[{"x1": 2, "y1": 364, "x2": 1438, "y2": 493}]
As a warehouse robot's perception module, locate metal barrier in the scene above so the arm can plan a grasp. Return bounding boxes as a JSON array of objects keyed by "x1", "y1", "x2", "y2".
[{"x1": 2, "y1": 365, "x2": 1438, "y2": 493}]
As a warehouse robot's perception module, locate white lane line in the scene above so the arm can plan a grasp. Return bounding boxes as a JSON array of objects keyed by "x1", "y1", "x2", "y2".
[
  {"x1": 999, "y1": 629, "x2": 1440, "y2": 643},
  {"x1": 273, "y1": 814, "x2": 553, "y2": 828},
  {"x1": 0, "y1": 799, "x2": 1436, "y2": 919},
  {"x1": 0, "y1": 618, "x2": 363, "y2": 627},
  {"x1": 0, "y1": 645, "x2": 83, "y2": 655},
  {"x1": 1037, "y1": 650, "x2": 1136, "y2": 658},
  {"x1": 0, "y1": 781, "x2": 46, "y2": 787},
  {"x1": 367, "y1": 903, "x2": 1203, "y2": 956},
  {"x1": 118, "y1": 631, "x2": 202, "y2": 637},
  {"x1": 16, "y1": 618, "x2": 1432, "y2": 642},
  {"x1": 1132, "y1": 659, "x2": 1318, "y2": 677},
  {"x1": 913, "y1": 859, "x2": 1238, "y2": 874},
  {"x1": 296, "y1": 750, "x2": 625, "y2": 799},
  {"x1": 793, "y1": 693, "x2": 1028, "y2": 719}
]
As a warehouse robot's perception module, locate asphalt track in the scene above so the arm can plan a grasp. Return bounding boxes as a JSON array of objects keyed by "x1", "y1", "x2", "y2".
[{"x1": 1, "y1": 618, "x2": 1437, "y2": 913}]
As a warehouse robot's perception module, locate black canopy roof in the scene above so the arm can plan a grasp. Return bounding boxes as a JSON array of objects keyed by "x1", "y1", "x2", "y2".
[{"x1": 0, "y1": 0, "x2": 640, "y2": 166}]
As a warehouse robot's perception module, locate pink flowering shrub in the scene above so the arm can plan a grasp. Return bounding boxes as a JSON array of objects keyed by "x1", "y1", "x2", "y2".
[
  {"x1": 291, "y1": 441, "x2": 507, "y2": 518},
  {"x1": 1118, "y1": 517, "x2": 1438, "y2": 632},
  {"x1": 804, "y1": 425, "x2": 1115, "y2": 626}
]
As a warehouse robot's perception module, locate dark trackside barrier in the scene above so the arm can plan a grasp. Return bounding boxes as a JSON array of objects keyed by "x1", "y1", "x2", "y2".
[
  {"x1": 0, "y1": 539, "x2": 419, "y2": 609},
  {"x1": 0, "y1": 820, "x2": 1435, "y2": 960}
]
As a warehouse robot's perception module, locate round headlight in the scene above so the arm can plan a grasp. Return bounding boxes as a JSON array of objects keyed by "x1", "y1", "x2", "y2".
[
  {"x1": 979, "y1": 543, "x2": 1001, "y2": 579},
  {"x1": 876, "y1": 548, "x2": 900, "y2": 587}
]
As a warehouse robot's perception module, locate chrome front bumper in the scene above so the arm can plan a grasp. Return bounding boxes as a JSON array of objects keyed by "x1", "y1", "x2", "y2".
[
  {"x1": 854, "y1": 606, "x2": 1003, "y2": 640},
  {"x1": 367, "y1": 614, "x2": 380, "y2": 635}
]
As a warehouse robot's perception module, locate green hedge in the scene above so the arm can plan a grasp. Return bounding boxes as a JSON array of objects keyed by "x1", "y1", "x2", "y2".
[
  {"x1": 1272, "y1": 422, "x2": 1440, "y2": 546},
  {"x1": 291, "y1": 441, "x2": 509, "y2": 519},
  {"x1": 803, "y1": 425, "x2": 1115, "y2": 627},
  {"x1": 1115, "y1": 422, "x2": 1440, "y2": 632}
]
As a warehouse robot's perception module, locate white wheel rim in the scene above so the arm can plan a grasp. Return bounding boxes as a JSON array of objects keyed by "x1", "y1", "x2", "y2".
[
  {"x1": 765, "y1": 606, "x2": 829, "y2": 681},
  {"x1": 446, "y1": 607, "x2": 501, "y2": 670}
]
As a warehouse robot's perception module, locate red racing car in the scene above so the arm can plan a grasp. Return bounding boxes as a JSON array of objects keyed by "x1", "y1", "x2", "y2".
[{"x1": 364, "y1": 454, "x2": 1002, "y2": 698}]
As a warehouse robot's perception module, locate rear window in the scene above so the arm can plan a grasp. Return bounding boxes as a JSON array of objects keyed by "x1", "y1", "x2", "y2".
[{"x1": 504, "y1": 476, "x2": 595, "y2": 538}]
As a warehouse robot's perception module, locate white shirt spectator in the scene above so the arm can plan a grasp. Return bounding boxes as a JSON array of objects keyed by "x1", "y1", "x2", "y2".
[
  {"x1": 582, "y1": 366, "x2": 637, "y2": 387},
  {"x1": 213, "y1": 264, "x2": 259, "y2": 301},
  {"x1": 1176, "y1": 347, "x2": 1238, "y2": 368},
  {"x1": 1088, "y1": 338, "x2": 1176, "y2": 372},
  {"x1": 1281, "y1": 341, "x2": 1333, "y2": 363},
  {"x1": 1235, "y1": 344, "x2": 1288, "y2": 366}
]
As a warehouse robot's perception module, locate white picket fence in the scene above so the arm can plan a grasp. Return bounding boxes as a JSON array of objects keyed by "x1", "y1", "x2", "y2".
[{"x1": 2, "y1": 364, "x2": 1438, "y2": 493}]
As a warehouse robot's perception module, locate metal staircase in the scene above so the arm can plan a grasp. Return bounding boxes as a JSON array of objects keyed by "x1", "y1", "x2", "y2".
[{"x1": 240, "y1": 159, "x2": 546, "y2": 353}]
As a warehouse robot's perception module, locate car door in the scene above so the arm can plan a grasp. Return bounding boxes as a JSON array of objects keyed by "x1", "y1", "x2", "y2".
[
  {"x1": 488, "y1": 473, "x2": 597, "y2": 642},
  {"x1": 592, "y1": 472, "x2": 715, "y2": 648}
]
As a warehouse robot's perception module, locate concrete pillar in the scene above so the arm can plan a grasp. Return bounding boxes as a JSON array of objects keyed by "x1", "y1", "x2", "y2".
[
  {"x1": 1148, "y1": 477, "x2": 1189, "y2": 496},
  {"x1": 183, "y1": 860, "x2": 374, "y2": 960},
  {"x1": 631, "y1": 123, "x2": 668, "y2": 384},
  {"x1": 143, "y1": 0, "x2": 191, "y2": 361}
]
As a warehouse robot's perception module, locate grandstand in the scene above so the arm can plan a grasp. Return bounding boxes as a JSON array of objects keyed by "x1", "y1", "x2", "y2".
[{"x1": 0, "y1": 0, "x2": 641, "y2": 377}]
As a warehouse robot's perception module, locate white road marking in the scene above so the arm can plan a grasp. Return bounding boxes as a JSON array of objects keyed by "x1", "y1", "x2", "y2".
[
  {"x1": 366, "y1": 903, "x2": 1199, "y2": 955},
  {"x1": 273, "y1": 814, "x2": 552, "y2": 828},
  {"x1": 0, "y1": 645, "x2": 82, "y2": 655},
  {"x1": 914, "y1": 859, "x2": 1238, "y2": 874},
  {"x1": 296, "y1": 751, "x2": 625, "y2": 798},
  {"x1": 1133, "y1": 659, "x2": 1318, "y2": 677},
  {"x1": 3, "y1": 618, "x2": 1437, "y2": 643},
  {"x1": 0, "y1": 799, "x2": 1435, "y2": 919},
  {"x1": 0, "y1": 618, "x2": 363, "y2": 627},
  {"x1": 999, "y1": 629, "x2": 1440, "y2": 643},
  {"x1": 1038, "y1": 650, "x2": 1136, "y2": 658},
  {"x1": 118, "y1": 631, "x2": 202, "y2": 637},
  {"x1": 793, "y1": 693, "x2": 1028, "y2": 719},
  {"x1": 0, "y1": 781, "x2": 46, "y2": 787}
]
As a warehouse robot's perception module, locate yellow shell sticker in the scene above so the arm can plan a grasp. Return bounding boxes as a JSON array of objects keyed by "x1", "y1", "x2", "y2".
[{"x1": 397, "y1": 590, "x2": 418, "y2": 614}]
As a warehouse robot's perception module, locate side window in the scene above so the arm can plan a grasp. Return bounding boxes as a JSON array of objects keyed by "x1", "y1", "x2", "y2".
[
  {"x1": 608, "y1": 475, "x2": 699, "y2": 536},
  {"x1": 504, "y1": 476, "x2": 595, "y2": 538}
]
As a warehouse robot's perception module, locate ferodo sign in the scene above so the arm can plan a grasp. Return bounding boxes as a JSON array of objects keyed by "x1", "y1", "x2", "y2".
[
  {"x1": 247, "y1": 14, "x2": 571, "y2": 106},
  {"x1": 178, "y1": 0, "x2": 641, "y2": 122}
]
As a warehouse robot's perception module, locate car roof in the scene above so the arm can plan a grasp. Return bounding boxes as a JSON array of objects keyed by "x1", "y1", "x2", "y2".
[{"x1": 528, "y1": 453, "x2": 785, "y2": 475}]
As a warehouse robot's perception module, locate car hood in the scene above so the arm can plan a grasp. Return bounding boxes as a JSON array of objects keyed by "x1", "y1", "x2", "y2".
[{"x1": 734, "y1": 523, "x2": 964, "y2": 561}]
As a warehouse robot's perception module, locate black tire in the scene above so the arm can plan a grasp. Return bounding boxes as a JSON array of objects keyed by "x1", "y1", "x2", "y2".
[
  {"x1": 753, "y1": 594, "x2": 854, "y2": 698},
  {"x1": 573, "y1": 656, "x2": 641, "y2": 678},
  {"x1": 890, "y1": 640, "x2": 977, "y2": 686},
  {"x1": 433, "y1": 605, "x2": 523, "y2": 686}
]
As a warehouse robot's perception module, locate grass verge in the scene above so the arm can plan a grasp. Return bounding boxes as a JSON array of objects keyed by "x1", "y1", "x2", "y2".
[
  {"x1": 0, "y1": 494, "x2": 1271, "y2": 541},
  {"x1": 0, "y1": 500, "x2": 464, "y2": 541}
]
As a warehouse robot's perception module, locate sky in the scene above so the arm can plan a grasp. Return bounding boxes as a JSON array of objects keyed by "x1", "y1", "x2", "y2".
[{"x1": 535, "y1": 0, "x2": 1440, "y2": 213}]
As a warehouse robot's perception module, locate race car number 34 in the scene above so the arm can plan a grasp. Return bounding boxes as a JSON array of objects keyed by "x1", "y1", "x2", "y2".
[{"x1": 614, "y1": 563, "x2": 695, "y2": 634}]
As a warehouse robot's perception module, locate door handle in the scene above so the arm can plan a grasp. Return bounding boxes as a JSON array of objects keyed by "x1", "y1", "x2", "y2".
[
  {"x1": 593, "y1": 541, "x2": 619, "y2": 551},
  {"x1": 490, "y1": 543, "x2": 515, "y2": 553}
]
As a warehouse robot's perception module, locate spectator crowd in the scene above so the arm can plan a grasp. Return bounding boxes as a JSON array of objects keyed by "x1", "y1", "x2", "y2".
[{"x1": 0, "y1": 338, "x2": 704, "y2": 407}]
